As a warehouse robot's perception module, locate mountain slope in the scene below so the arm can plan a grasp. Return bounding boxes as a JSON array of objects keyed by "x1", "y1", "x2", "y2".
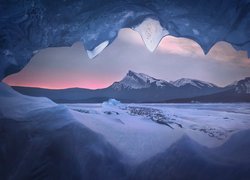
[
  {"x1": 171, "y1": 78, "x2": 218, "y2": 89},
  {"x1": 107, "y1": 71, "x2": 222, "y2": 102},
  {"x1": 110, "y1": 70, "x2": 173, "y2": 90},
  {"x1": 12, "y1": 86, "x2": 97, "y2": 102},
  {"x1": 166, "y1": 77, "x2": 250, "y2": 103},
  {"x1": 234, "y1": 77, "x2": 250, "y2": 94},
  {"x1": 12, "y1": 71, "x2": 247, "y2": 103}
]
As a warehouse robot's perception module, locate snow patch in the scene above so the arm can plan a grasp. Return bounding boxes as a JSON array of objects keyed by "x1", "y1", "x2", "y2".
[{"x1": 171, "y1": 78, "x2": 216, "y2": 88}]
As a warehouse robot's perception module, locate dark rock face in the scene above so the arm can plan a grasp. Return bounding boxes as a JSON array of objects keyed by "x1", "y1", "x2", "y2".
[{"x1": 1, "y1": 0, "x2": 250, "y2": 79}]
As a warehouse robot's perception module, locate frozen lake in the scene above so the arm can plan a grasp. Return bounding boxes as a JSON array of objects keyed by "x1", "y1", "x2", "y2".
[
  {"x1": 65, "y1": 102, "x2": 250, "y2": 164},
  {"x1": 1, "y1": 82, "x2": 250, "y2": 179}
]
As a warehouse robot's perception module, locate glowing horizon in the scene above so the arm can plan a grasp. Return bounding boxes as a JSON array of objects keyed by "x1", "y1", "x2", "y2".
[{"x1": 3, "y1": 28, "x2": 250, "y2": 89}]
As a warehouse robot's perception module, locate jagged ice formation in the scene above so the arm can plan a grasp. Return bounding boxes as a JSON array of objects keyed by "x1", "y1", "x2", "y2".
[{"x1": 0, "y1": 0, "x2": 250, "y2": 79}]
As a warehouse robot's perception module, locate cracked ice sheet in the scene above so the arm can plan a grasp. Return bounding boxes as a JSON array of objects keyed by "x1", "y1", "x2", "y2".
[
  {"x1": 66, "y1": 103, "x2": 250, "y2": 164},
  {"x1": 143, "y1": 103, "x2": 250, "y2": 144},
  {"x1": 69, "y1": 104, "x2": 183, "y2": 164}
]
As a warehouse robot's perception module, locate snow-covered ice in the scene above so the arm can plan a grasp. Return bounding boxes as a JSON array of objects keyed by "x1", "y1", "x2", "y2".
[
  {"x1": 65, "y1": 101, "x2": 250, "y2": 164},
  {"x1": 1, "y1": 83, "x2": 250, "y2": 179}
]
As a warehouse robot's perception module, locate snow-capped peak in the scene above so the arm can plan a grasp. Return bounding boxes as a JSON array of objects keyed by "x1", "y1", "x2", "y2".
[
  {"x1": 171, "y1": 78, "x2": 217, "y2": 89},
  {"x1": 111, "y1": 70, "x2": 171, "y2": 90}
]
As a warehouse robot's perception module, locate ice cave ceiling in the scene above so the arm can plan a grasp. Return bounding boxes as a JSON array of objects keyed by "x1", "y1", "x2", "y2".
[{"x1": 1, "y1": 0, "x2": 250, "y2": 80}]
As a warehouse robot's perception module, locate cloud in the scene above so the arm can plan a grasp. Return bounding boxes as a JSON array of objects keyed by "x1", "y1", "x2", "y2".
[
  {"x1": 157, "y1": 36, "x2": 203, "y2": 57},
  {"x1": 207, "y1": 42, "x2": 250, "y2": 67}
]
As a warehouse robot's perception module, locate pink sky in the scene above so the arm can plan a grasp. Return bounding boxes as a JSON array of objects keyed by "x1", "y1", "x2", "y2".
[{"x1": 3, "y1": 28, "x2": 250, "y2": 89}]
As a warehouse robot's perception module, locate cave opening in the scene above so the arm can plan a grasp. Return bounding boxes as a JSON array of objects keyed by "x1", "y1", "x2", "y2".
[
  {"x1": 3, "y1": 27, "x2": 250, "y2": 91},
  {"x1": 1, "y1": 1, "x2": 250, "y2": 179}
]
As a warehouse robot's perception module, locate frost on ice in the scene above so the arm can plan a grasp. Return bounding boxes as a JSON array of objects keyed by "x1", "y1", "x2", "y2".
[
  {"x1": 134, "y1": 18, "x2": 169, "y2": 52},
  {"x1": 1, "y1": 82, "x2": 250, "y2": 179}
]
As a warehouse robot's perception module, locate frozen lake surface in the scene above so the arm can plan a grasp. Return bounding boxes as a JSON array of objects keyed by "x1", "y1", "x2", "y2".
[
  {"x1": 1, "y1": 82, "x2": 250, "y2": 179},
  {"x1": 65, "y1": 102, "x2": 250, "y2": 164}
]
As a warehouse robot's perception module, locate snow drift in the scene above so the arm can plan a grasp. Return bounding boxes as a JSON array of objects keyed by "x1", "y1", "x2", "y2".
[
  {"x1": 0, "y1": 83, "x2": 126, "y2": 179},
  {"x1": 1, "y1": 82, "x2": 250, "y2": 179}
]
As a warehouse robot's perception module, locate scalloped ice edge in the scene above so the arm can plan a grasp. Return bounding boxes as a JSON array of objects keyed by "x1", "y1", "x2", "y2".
[
  {"x1": 85, "y1": 18, "x2": 250, "y2": 60},
  {"x1": 87, "y1": 41, "x2": 109, "y2": 59},
  {"x1": 85, "y1": 18, "x2": 169, "y2": 59},
  {"x1": 133, "y1": 18, "x2": 169, "y2": 52},
  {"x1": 1, "y1": 1, "x2": 250, "y2": 81}
]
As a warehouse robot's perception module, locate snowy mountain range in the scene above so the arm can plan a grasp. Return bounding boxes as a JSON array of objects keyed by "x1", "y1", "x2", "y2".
[
  {"x1": 166, "y1": 77, "x2": 250, "y2": 103},
  {"x1": 110, "y1": 70, "x2": 218, "y2": 90},
  {"x1": 170, "y1": 78, "x2": 218, "y2": 89},
  {"x1": 111, "y1": 71, "x2": 173, "y2": 90},
  {"x1": 12, "y1": 71, "x2": 250, "y2": 103}
]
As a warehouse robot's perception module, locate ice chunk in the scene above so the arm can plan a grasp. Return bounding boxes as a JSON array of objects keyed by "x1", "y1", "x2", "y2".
[
  {"x1": 86, "y1": 40, "x2": 109, "y2": 59},
  {"x1": 134, "y1": 18, "x2": 169, "y2": 52},
  {"x1": 102, "y1": 99, "x2": 122, "y2": 107}
]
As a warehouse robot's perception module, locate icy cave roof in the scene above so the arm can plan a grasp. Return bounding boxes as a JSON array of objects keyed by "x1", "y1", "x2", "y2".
[{"x1": 0, "y1": 0, "x2": 250, "y2": 80}]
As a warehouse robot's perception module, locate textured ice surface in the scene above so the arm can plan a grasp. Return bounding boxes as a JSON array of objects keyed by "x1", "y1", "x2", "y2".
[
  {"x1": 1, "y1": 83, "x2": 250, "y2": 179},
  {"x1": 86, "y1": 41, "x2": 109, "y2": 59},
  {"x1": 134, "y1": 18, "x2": 169, "y2": 52},
  {"x1": 0, "y1": 83, "x2": 126, "y2": 179},
  {"x1": 67, "y1": 102, "x2": 250, "y2": 163},
  {"x1": 1, "y1": 0, "x2": 250, "y2": 79}
]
